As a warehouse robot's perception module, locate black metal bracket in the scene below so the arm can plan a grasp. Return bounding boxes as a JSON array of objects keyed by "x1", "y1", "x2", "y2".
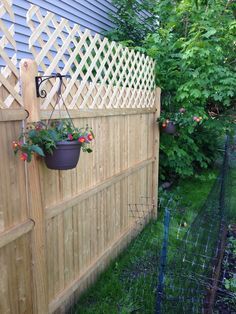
[{"x1": 35, "y1": 73, "x2": 70, "y2": 98}]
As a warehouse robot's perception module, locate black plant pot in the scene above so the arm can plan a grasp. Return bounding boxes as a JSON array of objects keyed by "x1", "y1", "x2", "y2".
[
  {"x1": 163, "y1": 122, "x2": 176, "y2": 135},
  {"x1": 44, "y1": 141, "x2": 81, "y2": 170}
]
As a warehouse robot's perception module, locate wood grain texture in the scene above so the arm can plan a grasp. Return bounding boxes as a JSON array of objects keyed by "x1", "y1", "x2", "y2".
[
  {"x1": 0, "y1": 120, "x2": 28, "y2": 231},
  {"x1": 20, "y1": 60, "x2": 49, "y2": 314},
  {"x1": 45, "y1": 158, "x2": 154, "y2": 219},
  {"x1": 0, "y1": 109, "x2": 28, "y2": 121},
  {"x1": 40, "y1": 108, "x2": 156, "y2": 120},
  {"x1": 37, "y1": 104, "x2": 159, "y2": 313},
  {"x1": 0, "y1": 234, "x2": 33, "y2": 314},
  {"x1": 0, "y1": 220, "x2": 34, "y2": 248},
  {"x1": 152, "y1": 88, "x2": 161, "y2": 218}
]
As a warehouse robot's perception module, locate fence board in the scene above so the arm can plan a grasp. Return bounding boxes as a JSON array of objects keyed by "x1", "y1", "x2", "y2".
[
  {"x1": 0, "y1": 109, "x2": 28, "y2": 121},
  {"x1": 0, "y1": 234, "x2": 33, "y2": 314},
  {"x1": 0, "y1": 120, "x2": 28, "y2": 231},
  {"x1": 0, "y1": 2, "x2": 33, "y2": 306},
  {"x1": 0, "y1": 220, "x2": 33, "y2": 248}
]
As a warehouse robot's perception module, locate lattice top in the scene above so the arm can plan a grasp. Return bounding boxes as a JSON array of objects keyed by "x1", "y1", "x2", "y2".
[
  {"x1": 27, "y1": 5, "x2": 156, "y2": 110},
  {"x1": 0, "y1": 0, "x2": 22, "y2": 108}
]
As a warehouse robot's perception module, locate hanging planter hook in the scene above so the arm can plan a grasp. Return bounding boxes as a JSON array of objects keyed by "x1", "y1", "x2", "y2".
[
  {"x1": 56, "y1": 73, "x2": 63, "y2": 97},
  {"x1": 35, "y1": 73, "x2": 70, "y2": 98}
]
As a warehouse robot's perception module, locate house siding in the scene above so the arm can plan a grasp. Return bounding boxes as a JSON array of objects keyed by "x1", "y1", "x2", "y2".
[{"x1": 1, "y1": 0, "x2": 117, "y2": 66}]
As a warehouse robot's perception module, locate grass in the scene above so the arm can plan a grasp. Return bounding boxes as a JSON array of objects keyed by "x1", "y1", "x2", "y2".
[{"x1": 74, "y1": 170, "x2": 218, "y2": 314}]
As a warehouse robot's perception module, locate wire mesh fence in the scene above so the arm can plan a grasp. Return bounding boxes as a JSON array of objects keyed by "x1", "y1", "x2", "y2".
[{"x1": 155, "y1": 135, "x2": 235, "y2": 313}]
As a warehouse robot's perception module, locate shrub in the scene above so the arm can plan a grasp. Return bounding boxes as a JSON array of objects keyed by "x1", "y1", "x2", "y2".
[{"x1": 108, "y1": 0, "x2": 236, "y2": 180}]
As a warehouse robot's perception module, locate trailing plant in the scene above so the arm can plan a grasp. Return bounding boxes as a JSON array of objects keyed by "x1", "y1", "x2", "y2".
[
  {"x1": 12, "y1": 120, "x2": 94, "y2": 162},
  {"x1": 108, "y1": 0, "x2": 236, "y2": 180}
]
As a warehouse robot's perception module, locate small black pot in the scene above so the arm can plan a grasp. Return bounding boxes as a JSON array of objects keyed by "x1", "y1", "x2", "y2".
[
  {"x1": 44, "y1": 141, "x2": 81, "y2": 170},
  {"x1": 163, "y1": 122, "x2": 176, "y2": 135}
]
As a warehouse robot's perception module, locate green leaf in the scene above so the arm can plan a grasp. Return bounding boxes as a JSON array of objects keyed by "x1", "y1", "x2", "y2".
[
  {"x1": 28, "y1": 129, "x2": 37, "y2": 138},
  {"x1": 203, "y1": 28, "x2": 216, "y2": 38},
  {"x1": 190, "y1": 89, "x2": 202, "y2": 98},
  {"x1": 30, "y1": 145, "x2": 45, "y2": 157}
]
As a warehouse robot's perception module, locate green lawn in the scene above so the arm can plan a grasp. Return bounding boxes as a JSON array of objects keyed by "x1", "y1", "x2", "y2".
[{"x1": 74, "y1": 170, "x2": 217, "y2": 314}]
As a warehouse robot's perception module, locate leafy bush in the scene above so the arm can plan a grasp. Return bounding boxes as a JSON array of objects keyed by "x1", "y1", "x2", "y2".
[{"x1": 108, "y1": 0, "x2": 236, "y2": 180}]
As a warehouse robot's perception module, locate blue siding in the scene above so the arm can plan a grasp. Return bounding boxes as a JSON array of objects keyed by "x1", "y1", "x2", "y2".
[{"x1": 1, "y1": 0, "x2": 117, "y2": 66}]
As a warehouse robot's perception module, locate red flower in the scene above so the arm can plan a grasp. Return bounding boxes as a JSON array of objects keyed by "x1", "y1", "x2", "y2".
[
  {"x1": 35, "y1": 123, "x2": 43, "y2": 131},
  {"x1": 68, "y1": 134, "x2": 73, "y2": 141},
  {"x1": 12, "y1": 141, "x2": 23, "y2": 149},
  {"x1": 78, "y1": 137, "x2": 86, "y2": 143},
  {"x1": 87, "y1": 133, "x2": 93, "y2": 141},
  {"x1": 193, "y1": 116, "x2": 201, "y2": 122},
  {"x1": 17, "y1": 141, "x2": 23, "y2": 148},
  {"x1": 12, "y1": 141, "x2": 18, "y2": 149},
  {"x1": 20, "y1": 153, "x2": 28, "y2": 161}
]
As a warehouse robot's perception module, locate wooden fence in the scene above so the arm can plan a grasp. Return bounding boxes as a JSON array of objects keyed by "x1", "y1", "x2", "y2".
[{"x1": 0, "y1": 2, "x2": 160, "y2": 313}]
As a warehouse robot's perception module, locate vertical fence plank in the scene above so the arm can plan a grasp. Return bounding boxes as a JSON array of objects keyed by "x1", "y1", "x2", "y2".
[
  {"x1": 20, "y1": 59, "x2": 48, "y2": 314},
  {"x1": 152, "y1": 88, "x2": 161, "y2": 218}
]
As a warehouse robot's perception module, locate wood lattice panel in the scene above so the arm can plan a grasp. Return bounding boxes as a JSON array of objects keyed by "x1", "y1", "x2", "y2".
[
  {"x1": 27, "y1": 5, "x2": 156, "y2": 110},
  {"x1": 0, "y1": 0, "x2": 22, "y2": 108}
]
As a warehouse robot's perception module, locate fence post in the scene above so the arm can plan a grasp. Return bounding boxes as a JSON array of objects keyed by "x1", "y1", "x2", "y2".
[
  {"x1": 20, "y1": 59, "x2": 48, "y2": 314},
  {"x1": 152, "y1": 87, "x2": 161, "y2": 219},
  {"x1": 155, "y1": 206, "x2": 171, "y2": 313}
]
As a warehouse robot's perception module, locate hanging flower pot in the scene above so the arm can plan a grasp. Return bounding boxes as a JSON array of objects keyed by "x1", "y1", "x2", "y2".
[
  {"x1": 12, "y1": 120, "x2": 94, "y2": 170},
  {"x1": 12, "y1": 74, "x2": 94, "y2": 169},
  {"x1": 44, "y1": 140, "x2": 81, "y2": 170},
  {"x1": 162, "y1": 121, "x2": 176, "y2": 135}
]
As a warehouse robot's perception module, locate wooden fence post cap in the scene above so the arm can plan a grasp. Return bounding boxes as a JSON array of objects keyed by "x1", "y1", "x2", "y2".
[
  {"x1": 20, "y1": 59, "x2": 40, "y2": 122},
  {"x1": 20, "y1": 59, "x2": 38, "y2": 70}
]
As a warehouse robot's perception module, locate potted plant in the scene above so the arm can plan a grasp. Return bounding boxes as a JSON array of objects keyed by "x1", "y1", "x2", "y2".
[
  {"x1": 158, "y1": 112, "x2": 178, "y2": 135},
  {"x1": 161, "y1": 119, "x2": 176, "y2": 134},
  {"x1": 12, "y1": 119, "x2": 94, "y2": 170},
  {"x1": 158, "y1": 107, "x2": 204, "y2": 135}
]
